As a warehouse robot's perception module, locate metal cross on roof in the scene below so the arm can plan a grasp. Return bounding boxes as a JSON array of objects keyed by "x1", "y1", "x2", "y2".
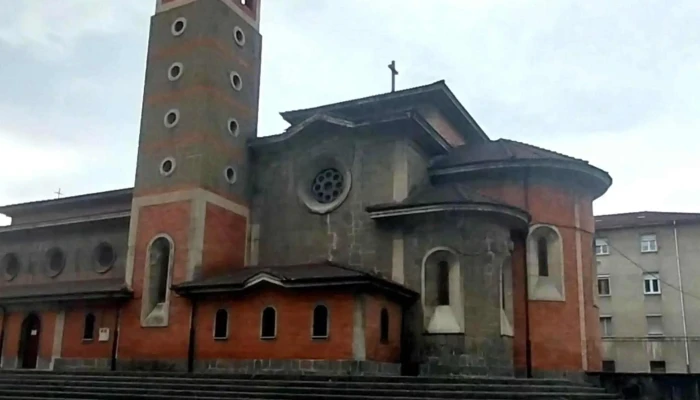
[
  {"x1": 54, "y1": 188, "x2": 63, "y2": 199},
  {"x1": 388, "y1": 60, "x2": 398, "y2": 92}
]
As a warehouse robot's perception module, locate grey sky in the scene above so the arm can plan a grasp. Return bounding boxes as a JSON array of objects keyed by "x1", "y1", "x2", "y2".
[{"x1": 1, "y1": 0, "x2": 699, "y2": 226}]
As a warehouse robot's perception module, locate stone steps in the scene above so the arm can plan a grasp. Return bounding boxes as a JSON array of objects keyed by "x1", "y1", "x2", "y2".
[{"x1": 0, "y1": 371, "x2": 619, "y2": 400}]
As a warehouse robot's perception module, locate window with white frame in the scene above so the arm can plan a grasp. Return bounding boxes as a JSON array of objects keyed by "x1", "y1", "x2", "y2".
[
  {"x1": 600, "y1": 316, "x2": 613, "y2": 337},
  {"x1": 595, "y1": 238, "x2": 610, "y2": 256},
  {"x1": 644, "y1": 272, "x2": 661, "y2": 295},
  {"x1": 641, "y1": 234, "x2": 658, "y2": 253},
  {"x1": 646, "y1": 315, "x2": 664, "y2": 336},
  {"x1": 597, "y1": 275, "x2": 611, "y2": 297}
]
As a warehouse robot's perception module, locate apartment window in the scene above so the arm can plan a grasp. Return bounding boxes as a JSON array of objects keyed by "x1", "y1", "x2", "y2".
[
  {"x1": 597, "y1": 275, "x2": 611, "y2": 297},
  {"x1": 644, "y1": 273, "x2": 661, "y2": 295},
  {"x1": 646, "y1": 315, "x2": 664, "y2": 336},
  {"x1": 600, "y1": 316, "x2": 613, "y2": 337},
  {"x1": 602, "y1": 360, "x2": 616, "y2": 372},
  {"x1": 641, "y1": 234, "x2": 658, "y2": 253},
  {"x1": 650, "y1": 361, "x2": 666, "y2": 373},
  {"x1": 595, "y1": 238, "x2": 610, "y2": 256}
]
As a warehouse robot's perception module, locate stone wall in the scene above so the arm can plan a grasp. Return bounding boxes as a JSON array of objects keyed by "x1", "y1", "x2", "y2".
[
  {"x1": 195, "y1": 359, "x2": 401, "y2": 376},
  {"x1": 589, "y1": 372, "x2": 700, "y2": 400}
]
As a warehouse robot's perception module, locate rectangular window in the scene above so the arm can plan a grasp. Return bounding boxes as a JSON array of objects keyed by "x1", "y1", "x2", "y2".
[
  {"x1": 597, "y1": 275, "x2": 611, "y2": 297},
  {"x1": 644, "y1": 273, "x2": 661, "y2": 295},
  {"x1": 647, "y1": 315, "x2": 664, "y2": 336},
  {"x1": 650, "y1": 360, "x2": 666, "y2": 373},
  {"x1": 602, "y1": 360, "x2": 616, "y2": 373},
  {"x1": 641, "y1": 234, "x2": 658, "y2": 253},
  {"x1": 595, "y1": 238, "x2": 610, "y2": 256},
  {"x1": 600, "y1": 316, "x2": 613, "y2": 337}
]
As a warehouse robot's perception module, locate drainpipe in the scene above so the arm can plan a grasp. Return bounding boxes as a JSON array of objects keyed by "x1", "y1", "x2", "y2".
[
  {"x1": 523, "y1": 168, "x2": 532, "y2": 378},
  {"x1": 0, "y1": 305, "x2": 6, "y2": 369},
  {"x1": 673, "y1": 220, "x2": 691, "y2": 373},
  {"x1": 110, "y1": 303, "x2": 122, "y2": 371},
  {"x1": 187, "y1": 298, "x2": 198, "y2": 373}
]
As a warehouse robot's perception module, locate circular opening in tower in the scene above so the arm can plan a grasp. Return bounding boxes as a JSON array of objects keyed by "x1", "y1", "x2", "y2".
[
  {"x1": 46, "y1": 248, "x2": 66, "y2": 277},
  {"x1": 164, "y1": 109, "x2": 180, "y2": 128},
  {"x1": 160, "y1": 157, "x2": 176, "y2": 177},
  {"x1": 171, "y1": 17, "x2": 187, "y2": 36},
  {"x1": 230, "y1": 71, "x2": 243, "y2": 91},
  {"x1": 168, "y1": 62, "x2": 183, "y2": 81},
  {"x1": 94, "y1": 243, "x2": 116, "y2": 272},
  {"x1": 233, "y1": 26, "x2": 246, "y2": 47},
  {"x1": 311, "y1": 168, "x2": 344, "y2": 204},
  {"x1": 227, "y1": 118, "x2": 240, "y2": 137},
  {"x1": 224, "y1": 166, "x2": 237, "y2": 184},
  {"x1": 1, "y1": 253, "x2": 20, "y2": 281}
]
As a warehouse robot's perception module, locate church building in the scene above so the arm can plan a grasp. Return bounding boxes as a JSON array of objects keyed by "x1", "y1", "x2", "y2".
[{"x1": 0, "y1": 0, "x2": 612, "y2": 378}]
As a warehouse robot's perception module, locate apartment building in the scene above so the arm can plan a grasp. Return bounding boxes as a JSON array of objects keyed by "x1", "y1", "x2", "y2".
[{"x1": 595, "y1": 212, "x2": 700, "y2": 373}]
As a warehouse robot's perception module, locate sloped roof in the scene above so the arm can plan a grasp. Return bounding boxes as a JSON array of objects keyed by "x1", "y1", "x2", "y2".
[
  {"x1": 595, "y1": 211, "x2": 700, "y2": 231},
  {"x1": 173, "y1": 261, "x2": 417, "y2": 302},
  {"x1": 0, "y1": 278, "x2": 132, "y2": 305},
  {"x1": 366, "y1": 184, "x2": 530, "y2": 225},
  {"x1": 430, "y1": 139, "x2": 586, "y2": 168},
  {"x1": 279, "y1": 80, "x2": 489, "y2": 143},
  {"x1": 0, "y1": 188, "x2": 133, "y2": 218}
]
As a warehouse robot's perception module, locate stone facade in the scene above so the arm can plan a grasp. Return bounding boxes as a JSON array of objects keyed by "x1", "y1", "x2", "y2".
[{"x1": 0, "y1": 0, "x2": 612, "y2": 378}]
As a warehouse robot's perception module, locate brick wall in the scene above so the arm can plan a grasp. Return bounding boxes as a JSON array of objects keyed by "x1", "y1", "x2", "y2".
[
  {"x1": 201, "y1": 203, "x2": 247, "y2": 277},
  {"x1": 118, "y1": 201, "x2": 193, "y2": 361},
  {"x1": 194, "y1": 288, "x2": 355, "y2": 361},
  {"x1": 474, "y1": 176, "x2": 599, "y2": 372},
  {"x1": 364, "y1": 294, "x2": 402, "y2": 363},
  {"x1": 61, "y1": 306, "x2": 117, "y2": 359}
]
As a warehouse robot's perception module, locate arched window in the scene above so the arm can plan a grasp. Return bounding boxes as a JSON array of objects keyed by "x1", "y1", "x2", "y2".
[
  {"x1": 312, "y1": 305, "x2": 329, "y2": 338},
  {"x1": 380, "y1": 308, "x2": 389, "y2": 343},
  {"x1": 437, "y1": 260, "x2": 450, "y2": 305},
  {"x1": 83, "y1": 313, "x2": 96, "y2": 341},
  {"x1": 260, "y1": 307, "x2": 276, "y2": 339},
  {"x1": 537, "y1": 237, "x2": 549, "y2": 277},
  {"x1": 214, "y1": 309, "x2": 228, "y2": 340},
  {"x1": 527, "y1": 225, "x2": 565, "y2": 301},
  {"x1": 149, "y1": 237, "x2": 172, "y2": 305}
]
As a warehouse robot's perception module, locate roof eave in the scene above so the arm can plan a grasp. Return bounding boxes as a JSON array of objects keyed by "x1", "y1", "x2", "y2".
[
  {"x1": 0, "y1": 288, "x2": 133, "y2": 306},
  {"x1": 430, "y1": 159, "x2": 613, "y2": 199},
  {"x1": 0, "y1": 188, "x2": 134, "y2": 217},
  {"x1": 367, "y1": 202, "x2": 530, "y2": 226}
]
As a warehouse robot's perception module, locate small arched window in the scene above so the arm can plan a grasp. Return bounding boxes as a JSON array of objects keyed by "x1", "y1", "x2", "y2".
[
  {"x1": 83, "y1": 313, "x2": 96, "y2": 341},
  {"x1": 260, "y1": 307, "x2": 276, "y2": 339},
  {"x1": 312, "y1": 305, "x2": 329, "y2": 339},
  {"x1": 437, "y1": 260, "x2": 450, "y2": 306},
  {"x1": 380, "y1": 308, "x2": 389, "y2": 343},
  {"x1": 214, "y1": 309, "x2": 228, "y2": 340},
  {"x1": 537, "y1": 237, "x2": 549, "y2": 277}
]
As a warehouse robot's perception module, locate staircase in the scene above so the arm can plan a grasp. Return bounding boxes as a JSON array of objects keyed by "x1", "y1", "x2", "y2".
[{"x1": 0, "y1": 370, "x2": 619, "y2": 399}]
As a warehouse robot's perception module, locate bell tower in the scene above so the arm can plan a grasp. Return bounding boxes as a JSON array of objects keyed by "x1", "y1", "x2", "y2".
[{"x1": 119, "y1": 0, "x2": 262, "y2": 366}]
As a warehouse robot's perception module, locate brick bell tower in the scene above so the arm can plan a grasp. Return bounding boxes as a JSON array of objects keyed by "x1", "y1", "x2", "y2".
[{"x1": 119, "y1": 0, "x2": 261, "y2": 366}]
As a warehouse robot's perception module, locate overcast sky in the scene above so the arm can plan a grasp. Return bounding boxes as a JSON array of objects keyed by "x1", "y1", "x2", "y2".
[{"x1": 1, "y1": 0, "x2": 699, "y2": 225}]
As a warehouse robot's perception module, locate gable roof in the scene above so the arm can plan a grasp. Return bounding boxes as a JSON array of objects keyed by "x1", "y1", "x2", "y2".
[
  {"x1": 279, "y1": 81, "x2": 489, "y2": 144},
  {"x1": 173, "y1": 261, "x2": 417, "y2": 303},
  {"x1": 366, "y1": 183, "x2": 530, "y2": 226},
  {"x1": 0, "y1": 188, "x2": 133, "y2": 218},
  {"x1": 595, "y1": 211, "x2": 700, "y2": 231}
]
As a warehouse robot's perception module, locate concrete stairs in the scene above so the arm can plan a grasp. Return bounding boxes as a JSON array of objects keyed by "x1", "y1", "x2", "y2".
[{"x1": 0, "y1": 370, "x2": 619, "y2": 400}]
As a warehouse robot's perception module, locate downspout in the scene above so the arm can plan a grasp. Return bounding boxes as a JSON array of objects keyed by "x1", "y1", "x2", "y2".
[
  {"x1": 0, "y1": 305, "x2": 6, "y2": 369},
  {"x1": 187, "y1": 297, "x2": 198, "y2": 373},
  {"x1": 523, "y1": 168, "x2": 532, "y2": 378},
  {"x1": 110, "y1": 302, "x2": 122, "y2": 371},
  {"x1": 673, "y1": 220, "x2": 691, "y2": 373}
]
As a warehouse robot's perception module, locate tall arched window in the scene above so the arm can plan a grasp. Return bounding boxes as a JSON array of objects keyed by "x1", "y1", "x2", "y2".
[
  {"x1": 380, "y1": 308, "x2": 389, "y2": 343},
  {"x1": 437, "y1": 260, "x2": 450, "y2": 305},
  {"x1": 214, "y1": 309, "x2": 228, "y2": 340},
  {"x1": 312, "y1": 305, "x2": 329, "y2": 338},
  {"x1": 537, "y1": 237, "x2": 549, "y2": 277},
  {"x1": 149, "y1": 237, "x2": 172, "y2": 304},
  {"x1": 83, "y1": 313, "x2": 96, "y2": 341},
  {"x1": 260, "y1": 307, "x2": 276, "y2": 339}
]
